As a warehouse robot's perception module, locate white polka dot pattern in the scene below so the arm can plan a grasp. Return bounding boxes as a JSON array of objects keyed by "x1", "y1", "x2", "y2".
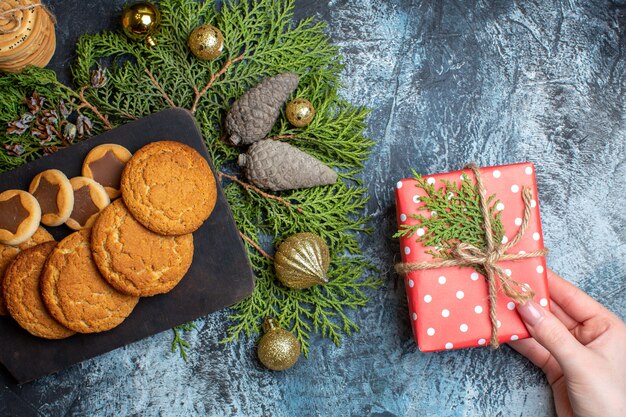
[{"x1": 395, "y1": 163, "x2": 548, "y2": 352}]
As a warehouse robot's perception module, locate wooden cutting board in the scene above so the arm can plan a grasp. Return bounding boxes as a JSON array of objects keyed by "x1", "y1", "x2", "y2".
[{"x1": 0, "y1": 108, "x2": 255, "y2": 384}]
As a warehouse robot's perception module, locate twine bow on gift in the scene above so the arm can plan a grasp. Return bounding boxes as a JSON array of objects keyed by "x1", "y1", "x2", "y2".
[
  {"x1": 395, "y1": 163, "x2": 549, "y2": 348},
  {"x1": 0, "y1": 1, "x2": 56, "y2": 35}
]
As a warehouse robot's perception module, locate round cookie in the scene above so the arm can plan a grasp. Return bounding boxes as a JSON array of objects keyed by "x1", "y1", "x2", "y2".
[
  {"x1": 29, "y1": 169, "x2": 74, "y2": 226},
  {"x1": 17, "y1": 226, "x2": 55, "y2": 250},
  {"x1": 66, "y1": 177, "x2": 111, "y2": 230},
  {"x1": 3, "y1": 242, "x2": 75, "y2": 340},
  {"x1": 41, "y1": 229, "x2": 139, "y2": 333},
  {"x1": 121, "y1": 141, "x2": 217, "y2": 235},
  {"x1": 92, "y1": 199, "x2": 194, "y2": 297},
  {"x1": 0, "y1": 226, "x2": 54, "y2": 316},
  {"x1": 82, "y1": 144, "x2": 133, "y2": 199},
  {"x1": 0, "y1": 189, "x2": 41, "y2": 245}
]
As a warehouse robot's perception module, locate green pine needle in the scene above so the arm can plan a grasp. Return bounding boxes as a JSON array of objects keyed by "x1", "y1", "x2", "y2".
[
  {"x1": 0, "y1": 0, "x2": 381, "y2": 358},
  {"x1": 394, "y1": 171, "x2": 505, "y2": 260},
  {"x1": 171, "y1": 322, "x2": 198, "y2": 361}
]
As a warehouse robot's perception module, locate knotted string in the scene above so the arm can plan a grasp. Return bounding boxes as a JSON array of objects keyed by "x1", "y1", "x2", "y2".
[
  {"x1": 395, "y1": 163, "x2": 548, "y2": 348},
  {"x1": 0, "y1": 1, "x2": 56, "y2": 35}
]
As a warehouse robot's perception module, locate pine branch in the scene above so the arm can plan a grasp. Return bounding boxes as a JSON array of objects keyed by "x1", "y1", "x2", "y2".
[
  {"x1": 190, "y1": 52, "x2": 246, "y2": 113},
  {"x1": 76, "y1": 86, "x2": 113, "y2": 130},
  {"x1": 218, "y1": 171, "x2": 303, "y2": 213},
  {"x1": 394, "y1": 172, "x2": 504, "y2": 259},
  {"x1": 239, "y1": 230, "x2": 274, "y2": 260},
  {"x1": 144, "y1": 67, "x2": 177, "y2": 108},
  {"x1": 171, "y1": 322, "x2": 198, "y2": 361}
]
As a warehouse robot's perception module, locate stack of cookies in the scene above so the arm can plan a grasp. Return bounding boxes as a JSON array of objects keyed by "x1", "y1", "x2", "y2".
[
  {"x1": 0, "y1": 0, "x2": 56, "y2": 73},
  {"x1": 1, "y1": 140, "x2": 217, "y2": 339}
]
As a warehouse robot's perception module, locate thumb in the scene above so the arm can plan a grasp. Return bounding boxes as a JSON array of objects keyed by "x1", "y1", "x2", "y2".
[{"x1": 517, "y1": 300, "x2": 586, "y2": 372}]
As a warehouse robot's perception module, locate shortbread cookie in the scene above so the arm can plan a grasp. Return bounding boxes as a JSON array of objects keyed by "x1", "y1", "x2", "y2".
[
  {"x1": 82, "y1": 144, "x2": 133, "y2": 199},
  {"x1": 66, "y1": 177, "x2": 110, "y2": 230},
  {"x1": 121, "y1": 141, "x2": 217, "y2": 235},
  {"x1": 0, "y1": 190, "x2": 41, "y2": 245},
  {"x1": 41, "y1": 229, "x2": 139, "y2": 333},
  {"x1": 92, "y1": 199, "x2": 194, "y2": 297},
  {"x1": 29, "y1": 169, "x2": 74, "y2": 226},
  {"x1": 3, "y1": 242, "x2": 75, "y2": 339},
  {"x1": 0, "y1": 227, "x2": 54, "y2": 316}
]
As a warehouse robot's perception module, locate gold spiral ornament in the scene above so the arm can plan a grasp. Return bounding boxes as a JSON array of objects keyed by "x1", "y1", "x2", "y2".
[{"x1": 0, "y1": 0, "x2": 56, "y2": 73}]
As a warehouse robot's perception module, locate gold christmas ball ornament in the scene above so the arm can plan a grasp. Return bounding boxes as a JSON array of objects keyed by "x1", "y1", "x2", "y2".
[
  {"x1": 286, "y1": 98, "x2": 315, "y2": 128},
  {"x1": 274, "y1": 232, "x2": 330, "y2": 289},
  {"x1": 121, "y1": 2, "x2": 161, "y2": 48},
  {"x1": 188, "y1": 25, "x2": 224, "y2": 61},
  {"x1": 257, "y1": 318, "x2": 300, "y2": 371}
]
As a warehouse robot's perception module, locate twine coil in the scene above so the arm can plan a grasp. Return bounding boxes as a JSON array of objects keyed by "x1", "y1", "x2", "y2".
[{"x1": 396, "y1": 163, "x2": 548, "y2": 348}]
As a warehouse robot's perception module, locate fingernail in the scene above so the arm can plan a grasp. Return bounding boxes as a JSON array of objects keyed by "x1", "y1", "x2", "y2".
[{"x1": 517, "y1": 300, "x2": 545, "y2": 326}]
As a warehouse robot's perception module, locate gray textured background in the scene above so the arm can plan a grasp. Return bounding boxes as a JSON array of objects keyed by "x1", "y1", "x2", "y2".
[{"x1": 1, "y1": 0, "x2": 625, "y2": 416}]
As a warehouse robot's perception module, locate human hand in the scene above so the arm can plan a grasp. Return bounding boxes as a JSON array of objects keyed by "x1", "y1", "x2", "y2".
[{"x1": 509, "y1": 269, "x2": 626, "y2": 417}]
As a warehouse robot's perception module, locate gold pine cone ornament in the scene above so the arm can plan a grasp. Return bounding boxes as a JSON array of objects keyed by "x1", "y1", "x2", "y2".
[
  {"x1": 286, "y1": 98, "x2": 315, "y2": 128},
  {"x1": 257, "y1": 318, "x2": 300, "y2": 371},
  {"x1": 188, "y1": 25, "x2": 224, "y2": 60},
  {"x1": 274, "y1": 232, "x2": 330, "y2": 289},
  {"x1": 121, "y1": 2, "x2": 161, "y2": 47}
]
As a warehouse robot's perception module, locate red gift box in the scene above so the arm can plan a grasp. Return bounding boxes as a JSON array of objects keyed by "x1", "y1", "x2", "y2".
[{"x1": 395, "y1": 162, "x2": 549, "y2": 352}]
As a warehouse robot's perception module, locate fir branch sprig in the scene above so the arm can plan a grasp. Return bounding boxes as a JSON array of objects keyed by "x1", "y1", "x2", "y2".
[
  {"x1": 171, "y1": 322, "x2": 198, "y2": 361},
  {"x1": 394, "y1": 171, "x2": 505, "y2": 260}
]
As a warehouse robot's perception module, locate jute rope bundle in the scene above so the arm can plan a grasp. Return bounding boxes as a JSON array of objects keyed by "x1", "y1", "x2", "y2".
[{"x1": 395, "y1": 163, "x2": 548, "y2": 348}]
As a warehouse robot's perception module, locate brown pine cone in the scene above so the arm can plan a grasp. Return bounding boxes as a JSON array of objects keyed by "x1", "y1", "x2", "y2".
[
  {"x1": 225, "y1": 73, "x2": 300, "y2": 146},
  {"x1": 238, "y1": 139, "x2": 338, "y2": 192}
]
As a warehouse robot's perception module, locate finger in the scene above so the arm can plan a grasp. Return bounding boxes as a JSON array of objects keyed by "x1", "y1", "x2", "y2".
[
  {"x1": 517, "y1": 300, "x2": 586, "y2": 372},
  {"x1": 549, "y1": 300, "x2": 578, "y2": 331},
  {"x1": 547, "y1": 269, "x2": 607, "y2": 323},
  {"x1": 508, "y1": 338, "x2": 563, "y2": 384}
]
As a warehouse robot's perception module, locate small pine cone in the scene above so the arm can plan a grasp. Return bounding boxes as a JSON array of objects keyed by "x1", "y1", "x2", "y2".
[
  {"x1": 238, "y1": 139, "x2": 338, "y2": 192},
  {"x1": 225, "y1": 73, "x2": 300, "y2": 146}
]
